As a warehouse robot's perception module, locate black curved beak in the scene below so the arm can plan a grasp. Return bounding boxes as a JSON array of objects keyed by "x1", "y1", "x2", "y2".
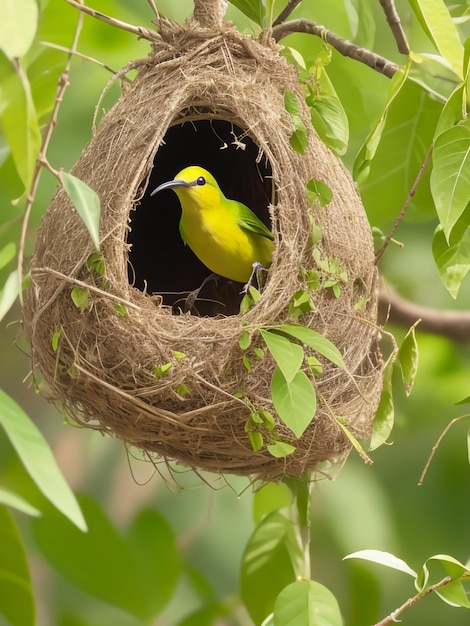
[{"x1": 150, "y1": 179, "x2": 191, "y2": 196}]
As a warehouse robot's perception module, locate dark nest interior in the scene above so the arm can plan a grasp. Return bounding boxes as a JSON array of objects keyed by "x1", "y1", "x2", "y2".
[
  {"x1": 23, "y1": 21, "x2": 383, "y2": 482},
  {"x1": 128, "y1": 119, "x2": 274, "y2": 316}
]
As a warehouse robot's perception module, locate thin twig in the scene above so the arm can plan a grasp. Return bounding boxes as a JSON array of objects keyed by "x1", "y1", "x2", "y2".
[
  {"x1": 375, "y1": 143, "x2": 434, "y2": 264},
  {"x1": 146, "y1": 0, "x2": 160, "y2": 20},
  {"x1": 18, "y1": 10, "x2": 84, "y2": 300},
  {"x1": 63, "y1": 0, "x2": 157, "y2": 41},
  {"x1": 272, "y1": 19, "x2": 399, "y2": 78},
  {"x1": 272, "y1": 0, "x2": 303, "y2": 27},
  {"x1": 40, "y1": 41, "x2": 121, "y2": 76},
  {"x1": 373, "y1": 576, "x2": 453, "y2": 625},
  {"x1": 418, "y1": 414, "x2": 470, "y2": 486},
  {"x1": 379, "y1": 0, "x2": 410, "y2": 55}
]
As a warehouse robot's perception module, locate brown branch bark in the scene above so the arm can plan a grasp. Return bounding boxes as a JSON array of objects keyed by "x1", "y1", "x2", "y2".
[
  {"x1": 379, "y1": 0, "x2": 410, "y2": 54},
  {"x1": 272, "y1": 19, "x2": 399, "y2": 78},
  {"x1": 272, "y1": 0, "x2": 303, "y2": 27},
  {"x1": 379, "y1": 283, "x2": 470, "y2": 342}
]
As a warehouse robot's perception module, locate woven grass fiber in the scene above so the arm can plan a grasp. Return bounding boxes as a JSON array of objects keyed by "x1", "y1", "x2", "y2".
[{"x1": 23, "y1": 17, "x2": 383, "y2": 482}]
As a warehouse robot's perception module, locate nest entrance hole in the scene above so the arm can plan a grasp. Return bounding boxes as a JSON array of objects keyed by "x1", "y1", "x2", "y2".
[{"x1": 127, "y1": 119, "x2": 273, "y2": 316}]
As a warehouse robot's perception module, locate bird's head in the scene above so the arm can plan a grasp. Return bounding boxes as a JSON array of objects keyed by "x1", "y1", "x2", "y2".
[{"x1": 150, "y1": 166, "x2": 222, "y2": 211}]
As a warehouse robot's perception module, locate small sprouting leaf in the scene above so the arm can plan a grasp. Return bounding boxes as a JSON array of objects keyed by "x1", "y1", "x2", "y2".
[
  {"x1": 284, "y1": 91, "x2": 308, "y2": 154},
  {"x1": 173, "y1": 351, "x2": 186, "y2": 360},
  {"x1": 336, "y1": 418, "x2": 373, "y2": 465},
  {"x1": 61, "y1": 172, "x2": 101, "y2": 250},
  {"x1": 344, "y1": 549, "x2": 417, "y2": 577},
  {"x1": 273, "y1": 579, "x2": 343, "y2": 626},
  {"x1": 431, "y1": 118, "x2": 470, "y2": 240},
  {"x1": 288, "y1": 290, "x2": 316, "y2": 321},
  {"x1": 175, "y1": 383, "x2": 190, "y2": 397},
  {"x1": 51, "y1": 330, "x2": 61, "y2": 352},
  {"x1": 111, "y1": 302, "x2": 128, "y2": 317},
  {"x1": 248, "y1": 430, "x2": 264, "y2": 452},
  {"x1": 153, "y1": 363, "x2": 172, "y2": 378},
  {"x1": 249, "y1": 286, "x2": 260, "y2": 302},
  {"x1": 307, "y1": 355, "x2": 323, "y2": 377},
  {"x1": 86, "y1": 252, "x2": 105, "y2": 276},
  {"x1": 70, "y1": 286, "x2": 90, "y2": 310},
  {"x1": 239, "y1": 330, "x2": 251, "y2": 350},
  {"x1": 308, "y1": 215, "x2": 323, "y2": 248},
  {"x1": 254, "y1": 347, "x2": 264, "y2": 359},
  {"x1": 271, "y1": 367, "x2": 316, "y2": 438},
  {"x1": 276, "y1": 324, "x2": 345, "y2": 369},
  {"x1": 259, "y1": 409, "x2": 275, "y2": 430},
  {"x1": 0, "y1": 0, "x2": 38, "y2": 58},
  {"x1": 243, "y1": 355, "x2": 252, "y2": 371},
  {"x1": 370, "y1": 360, "x2": 394, "y2": 451},
  {"x1": 267, "y1": 441, "x2": 296, "y2": 458},
  {"x1": 260, "y1": 329, "x2": 304, "y2": 383},
  {"x1": 397, "y1": 322, "x2": 420, "y2": 396},
  {"x1": 306, "y1": 179, "x2": 333, "y2": 208}
]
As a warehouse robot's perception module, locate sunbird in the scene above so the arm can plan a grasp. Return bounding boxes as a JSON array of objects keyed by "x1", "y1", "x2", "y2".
[{"x1": 151, "y1": 166, "x2": 274, "y2": 291}]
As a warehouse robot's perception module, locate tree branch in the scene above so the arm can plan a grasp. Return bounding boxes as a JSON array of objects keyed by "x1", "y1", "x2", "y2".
[
  {"x1": 272, "y1": 0, "x2": 303, "y2": 27},
  {"x1": 272, "y1": 19, "x2": 399, "y2": 78},
  {"x1": 379, "y1": 0, "x2": 410, "y2": 54},
  {"x1": 379, "y1": 284, "x2": 470, "y2": 342},
  {"x1": 373, "y1": 576, "x2": 453, "y2": 626}
]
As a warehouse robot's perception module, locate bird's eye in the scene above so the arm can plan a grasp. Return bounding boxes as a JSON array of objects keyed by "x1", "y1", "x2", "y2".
[{"x1": 196, "y1": 176, "x2": 206, "y2": 186}]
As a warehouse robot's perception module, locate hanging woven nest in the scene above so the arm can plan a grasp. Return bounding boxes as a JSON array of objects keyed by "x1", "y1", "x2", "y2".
[{"x1": 23, "y1": 7, "x2": 383, "y2": 481}]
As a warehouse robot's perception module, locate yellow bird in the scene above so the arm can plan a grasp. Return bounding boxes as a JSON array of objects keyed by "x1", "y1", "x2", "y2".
[{"x1": 151, "y1": 166, "x2": 274, "y2": 289}]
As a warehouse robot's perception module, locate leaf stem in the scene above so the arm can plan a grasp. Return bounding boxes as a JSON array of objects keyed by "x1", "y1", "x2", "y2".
[{"x1": 373, "y1": 576, "x2": 453, "y2": 626}]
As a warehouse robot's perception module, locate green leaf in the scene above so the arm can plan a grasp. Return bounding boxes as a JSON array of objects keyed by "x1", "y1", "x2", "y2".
[
  {"x1": 253, "y1": 482, "x2": 293, "y2": 524},
  {"x1": 239, "y1": 330, "x2": 251, "y2": 350},
  {"x1": 275, "y1": 324, "x2": 345, "y2": 369},
  {"x1": 241, "y1": 511, "x2": 297, "y2": 624},
  {"x1": 431, "y1": 118, "x2": 470, "y2": 240},
  {"x1": 370, "y1": 360, "x2": 394, "y2": 451},
  {"x1": 307, "y1": 69, "x2": 349, "y2": 156},
  {"x1": 344, "y1": 549, "x2": 417, "y2": 577},
  {"x1": 288, "y1": 290, "x2": 316, "y2": 321},
  {"x1": 70, "y1": 286, "x2": 89, "y2": 310},
  {"x1": 0, "y1": 506, "x2": 35, "y2": 626},
  {"x1": 397, "y1": 322, "x2": 419, "y2": 396},
  {"x1": 434, "y1": 82, "x2": 466, "y2": 139},
  {"x1": 0, "y1": 0, "x2": 38, "y2": 58},
  {"x1": 416, "y1": 555, "x2": 470, "y2": 607},
  {"x1": 0, "y1": 269, "x2": 19, "y2": 322},
  {"x1": 86, "y1": 252, "x2": 105, "y2": 276},
  {"x1": 432, "y1": 223, "x2": 470, "y2": 298},
  {"x1": 0, "y1": 488, "x2": 40, "y2": 517},
  {"x1": 306, "y1": 179, "x2": 333, "y2": 208},
  {"x1": 273, "y1": 579, "x2": 343, "y2": 626},
  {"x1": 355, "y1": 75, "x2": 442, "y2": 225},
  {"x1": 0, "y1": 52, "x2": 41, "y2": 190},
  {"x1": 248, "y1": 430, "x2": 264, "y2": 452},
  {"x1": 33, "y1": 496, "x2": 152, "y2": 620},
  {"x1": 127, "y1": 509, "x2": 181, "y2": 618},
  {"x1": 284, "y1": 91, "x2": 308, "y2": 154},
  {"x1": 408, "y1": 0, "x2": 463, "y2": 77},
  {"x1": 153, "y1": 363, "x2": 172, "y2": 378},
  {"x1": 267, "y1": 440, "x2": 296, "y2": 458},
  {"x1": 111, "y1": 302, "x2": 127, "y2": 317},
  {"x1": 260, "y1": 329, "x2": 304, "y2": 383},
  {"x1": 227, "y1": 0, "x2": 264, "y2": 25},
  {"x1": 61, "y1": 172, "x2": 101, "y2": 250},
  {"x1": 271, "y1": 367, "x2": 316, "y2": 438},
  {"x1": 0, "y1": 388, "x2": 86, "y2": 532},
  {"x1": 51, "y1": 330, "x2": 61, "y2": 352},
  {"x1": 0, "y1": 242, "x2": 15, "y2": 271}
]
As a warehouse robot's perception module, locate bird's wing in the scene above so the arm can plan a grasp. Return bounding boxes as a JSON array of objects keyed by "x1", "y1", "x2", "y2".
[{"x1": 236, "y1": 204, "x2": 274, "y2": 241}]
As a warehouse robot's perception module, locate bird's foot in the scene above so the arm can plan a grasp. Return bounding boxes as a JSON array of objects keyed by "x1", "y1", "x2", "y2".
[
  {"x1": 241, "y1": 262, "x2": 267, "y2": 294},
  {"x1": 184, "y1": 273, "x2": 220, "y2": 313}
]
